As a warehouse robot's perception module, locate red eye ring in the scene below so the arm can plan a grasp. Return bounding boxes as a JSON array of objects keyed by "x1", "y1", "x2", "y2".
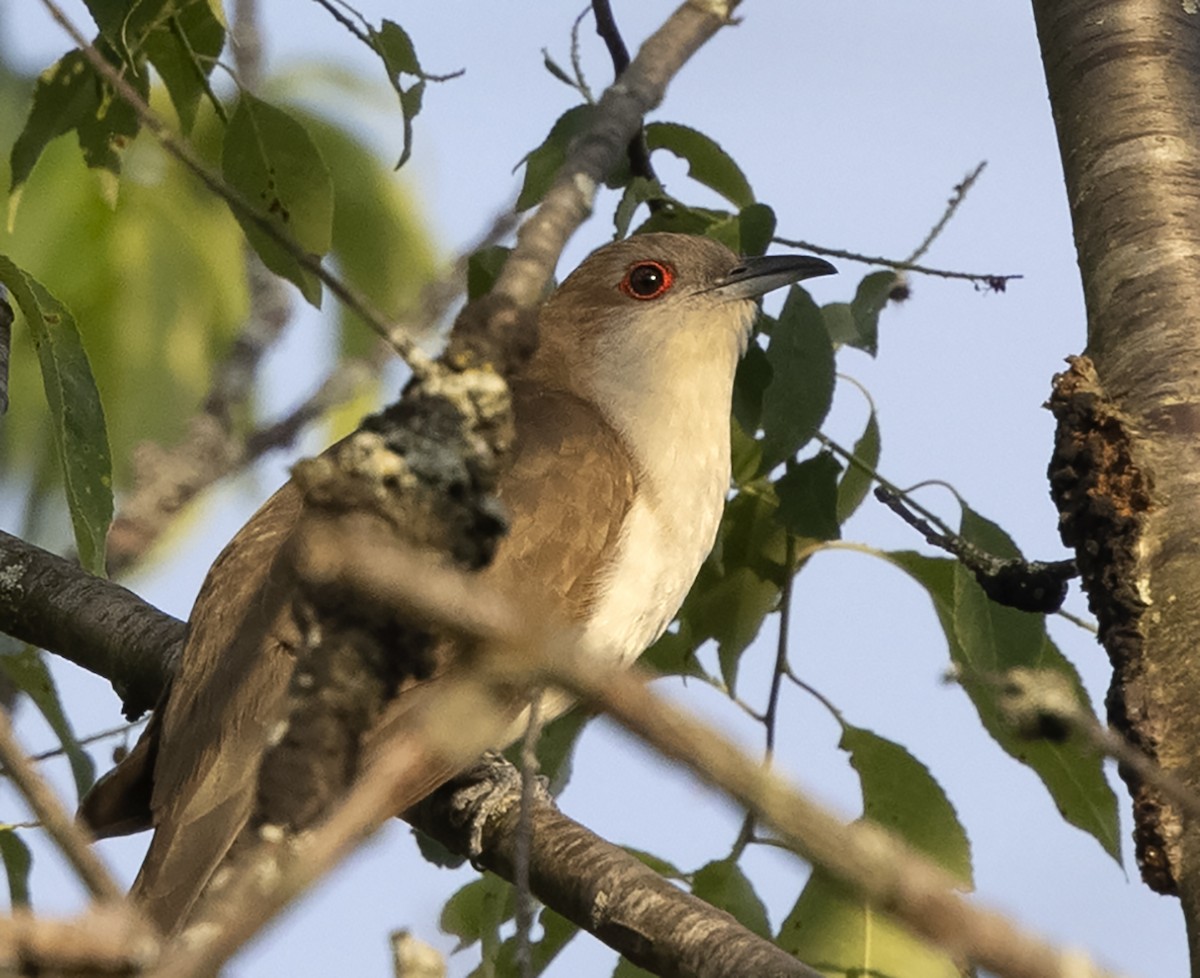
[{"x1": 619, "y1": 261, "x2": 674, "y2": 300}]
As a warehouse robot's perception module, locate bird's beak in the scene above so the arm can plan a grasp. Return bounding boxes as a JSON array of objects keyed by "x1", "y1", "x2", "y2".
[{"x1": 709, "y1": 254, "x2": 837, "y2": 301}]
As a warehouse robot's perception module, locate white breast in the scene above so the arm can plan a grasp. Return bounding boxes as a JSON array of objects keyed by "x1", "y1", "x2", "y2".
[{"x1": 580, "y1": 316, "x2": 748, "y2": 664}]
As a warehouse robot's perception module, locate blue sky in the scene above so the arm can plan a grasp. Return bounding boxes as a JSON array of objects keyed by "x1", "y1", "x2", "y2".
[{"x1": 5, "y1": 2, "x2": 1184, "y2": 976}]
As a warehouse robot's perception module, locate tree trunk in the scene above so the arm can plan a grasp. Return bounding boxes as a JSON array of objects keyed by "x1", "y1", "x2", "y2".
[{"x1": 1033, "y1": 0, "x2": 1200, "y2": 967}]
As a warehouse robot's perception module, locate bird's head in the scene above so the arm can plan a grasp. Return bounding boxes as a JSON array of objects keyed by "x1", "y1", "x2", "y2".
[{"x1": 529, "y1": 233, "x2": 835, "y2": 393}]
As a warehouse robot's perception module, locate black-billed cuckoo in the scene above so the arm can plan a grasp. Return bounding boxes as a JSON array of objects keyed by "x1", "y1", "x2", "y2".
[{"x1": 82, "y1": 232, "x2": 834, "y2": 933}]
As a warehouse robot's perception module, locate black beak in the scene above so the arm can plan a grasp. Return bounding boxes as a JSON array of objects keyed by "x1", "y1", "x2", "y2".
[{"x1": 711, "y1": 254, "x2": 837, "y2": 301}]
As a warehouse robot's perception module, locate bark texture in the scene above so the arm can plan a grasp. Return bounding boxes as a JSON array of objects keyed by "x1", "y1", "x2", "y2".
[{"x1": 1033, "y1": 0, "x2": 1200, "y2": 953}]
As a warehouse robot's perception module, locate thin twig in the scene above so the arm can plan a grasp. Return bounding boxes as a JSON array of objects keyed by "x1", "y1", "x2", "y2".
[
  {"x1": 905, "y1": 162, "x2": 987, "y2": 265},
  {"x1": 38, "y1": 0, "x2": 435, "y2": 376},
  {"x1": 28, "y1": 721, "x2": 141, "y2": 764},
  {"x1": 514, "y1": 690, "x2": 544, "y2": 978},
  {"x1": 491, "y1": 0, "x2": 740, "y2": 310},
  {"x1": 0, "y1": 710, "x2": 124, "y2": 903},
  {"x1": 773, "y1": 235, "x2": 1021, "y2": 291},
  {"x1": 569, "y1": 7, "x2": 595, "y2": 103},
  {"x1": 817, "y1": 432, "x2": 957, "y2": 540},
  {"x1": 592, "y1": 0, "x2": 657, "y2": 183},
  {"x1": 310, "y1": 0, "x2": 371, "y2": 45},
  {"x1": 734, "y1": 534, "x2": 796, "y2": 858}
]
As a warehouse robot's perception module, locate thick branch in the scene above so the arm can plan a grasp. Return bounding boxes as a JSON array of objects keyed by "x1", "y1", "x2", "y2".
[
  {"x1": 0, "y1": 530, "x2": 180, "y2": 718},
  {"x1": 0, "y1": 906, "x2": 157, "y2": 975},
  {"x1": 1033, "y1": 1, "x2": 1200, "y2": 949}
]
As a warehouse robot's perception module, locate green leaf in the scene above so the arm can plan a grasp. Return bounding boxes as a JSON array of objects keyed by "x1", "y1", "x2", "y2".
[
  {"x1": 623, "y1": 847, "x2": 685, "y2": 879},
  {"x1": 374, "y1": 19, "x2": 422, "y2": 77},
  {"x1": 517, "y1": 105, "x2": 597, "y2": 212},
  {"x1": 738, "y1": 203, "x2": 776, "y2": 257},
  {"x1": 143, "y1": 0, "x2": 227, "y2": 133},
  {"x1": 221, "y1": 93, "x2": 334, "y2": 306},
  {"x1": 691, "y1": 859, "x2": 771, "y2": 938},
  {"x1": 644, "y1": 122, "x2": 755, "y2": 208},
  {"x1": 369, "y1": 20, "x2": 460, "y2": 168},
  {"x1": 779, "y1": 870, "x2": 962, "y2": 978},
  {"x1": 613, "y1": 176, "x2": 667, "y2": 239},
  {"x1": 632, "y1": 201, "x2": 734, "y2": 239},
  {"x1": 502, "y1": 708, "x2": 589, "y2": 796},
  {"x1": 0, "y1": 645, "x2": 96, "y2": 801},
  {"x1": 9, "y1": 45, "x2": 146, "y2": 210},
  {"x1": 841, "y1": 725, "x2": 972, "y2": 883},
  {"x1": 703, "y1": 567, "x2": 781, "y2": 693},
  {"x1": 285, "y1": 106, "x2": 436, "y2": 368},
  {"x1": 641, "y1": 622, "x2": 707, "y2": 680},
  {"x1": 848, "y1": 270, "x2": 897, "y2": 356},
  {"x1": 778, "y1": 725, "x2": 970, "y2": 977},
  {"x1": 467, "y1": 246, "x2": 513, "y2": 300},
  {"x1": 0, "y1": 256, "x2": 112, "y2": 574},
  {"x1": 885, "y1": 540, "x2": 1121, "y2": 862},
  {"x1": 775, "y1": 452, "x2": 842, "y2": 541},
  {"x1": 440, "y1": 872, "x2": 514, "y2": 949},
  {"x1": 759, "y1": 286, "x2": 836, "y2": 470},
  {"x1": 612, "y1": 959, "x2": 657, "y2": 978},
  {"x1": 492, "y1": 908, "x2": 579, "y2": 977},
  {"x1": 836, "y1": 411, "x2": 880, "y2": 523},
  {"x1": 729, "y1": 417, "x2": 763, "y2": 486},
  {"x1": 10, "y1": 51, "x2": 96, "y2": 199},
  {"x1": 413, "y1": 828, "x2": 465, "y2": 869},
  {"x1": 0, "y1": 829, "x2": 32, "y2": 907},
  {"x1": 731, "y1": 341, "x2": 770, "y2": 435},
  {"x1": 820, "y1": 271, "x2": 897, "y2": 358}
]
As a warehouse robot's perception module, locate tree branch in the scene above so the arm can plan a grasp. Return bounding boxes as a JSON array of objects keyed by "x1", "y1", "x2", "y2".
[
  {"x1": 0, "y1": 710, "x2": 125, "y2": 904},
  {"x1": 0, "y1": 530, "x2": 180, "y2": 718},
  {"x1": 0, "y1": 906, "x2": 157, "y2": 975}
]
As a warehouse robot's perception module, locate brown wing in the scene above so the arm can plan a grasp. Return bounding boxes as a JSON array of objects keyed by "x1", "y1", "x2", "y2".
[
  {"x1": 103, "y1": 382, "x2": 635, "y2": 934},
  {"x1": 129, "y1": 482, "x2": 305, "y2": 932}
]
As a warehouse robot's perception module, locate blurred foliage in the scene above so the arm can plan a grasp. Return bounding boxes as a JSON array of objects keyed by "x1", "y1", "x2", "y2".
[
  {"x1": 0, "y1": 51, "x2": 435, "y2": 509},
  {"x1": 0, "y1": 8, "x2": 1118, "y2": 978}
]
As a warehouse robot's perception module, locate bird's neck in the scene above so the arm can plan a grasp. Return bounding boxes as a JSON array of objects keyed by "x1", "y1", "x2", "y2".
[{"x1": 524, "y1": 313, "x2": 749, "y2": 661}]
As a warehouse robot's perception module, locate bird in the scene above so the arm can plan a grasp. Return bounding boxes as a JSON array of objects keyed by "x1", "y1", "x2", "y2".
[{"x1": 81, "y1": 231, "x2": 835, "y2": 934}]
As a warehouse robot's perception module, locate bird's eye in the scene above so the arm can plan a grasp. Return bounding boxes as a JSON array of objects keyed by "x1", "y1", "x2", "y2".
[{"x1": 620, "y1": 261, "x2": 674, "y2": 300}]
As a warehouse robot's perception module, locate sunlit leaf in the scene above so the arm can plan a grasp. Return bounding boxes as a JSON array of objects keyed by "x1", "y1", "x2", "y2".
[
  {"x1": 778, "y1": 725, "x2": 970, "y2": 977},
  {"x1": 0, "y1": 256, "x2": 112, "y2": 574},
  {"x1": 9, "y1": 46, "x2": 146, "y2": 211},
  {"x1": 760, "y1": 286, "x2": 835, "y2": 470},
  {"x1": 842, "y1": 725, "x2": 972, "y2": 882},
  {"x1": 143, "y1": 0, "x2": 226, "y2": 133},
  {"x1": 221, "y1": 93, "x2": 333, "y2": 306},
  {"x1": 644, "y1": 122, "x2": 755, "y2": 208},
  {"x1": 886, "y1": 533, "x2": 1121, "y2": 862},
  {"x1": 779, "y1": 871, "x2": 962, "y2": 978}
]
